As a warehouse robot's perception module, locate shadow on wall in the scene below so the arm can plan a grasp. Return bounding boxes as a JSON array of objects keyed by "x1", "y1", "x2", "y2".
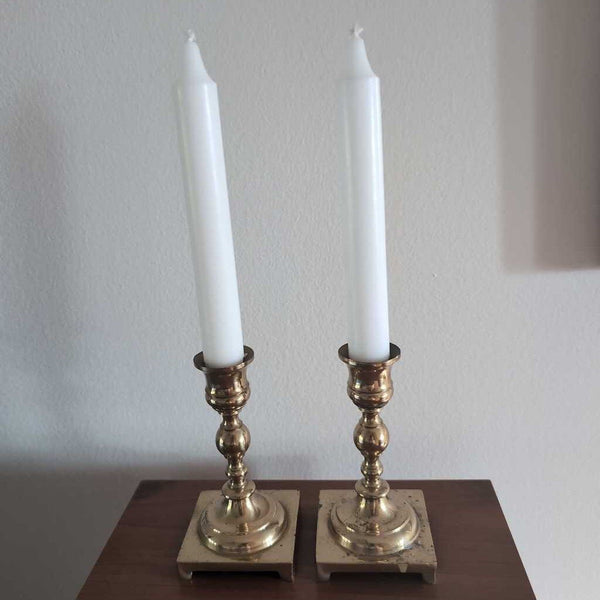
[
  {"x1": 1, "y1": 87, "x2": 90, "y2": 448},
  {"x1": 497, "y1": 0, "x2": 600, "y2": 272}
]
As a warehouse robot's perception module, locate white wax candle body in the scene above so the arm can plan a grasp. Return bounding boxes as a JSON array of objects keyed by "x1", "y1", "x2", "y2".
[
  {"x1": 177, "y1": 34, "x2": 244, "y2": 367},
  {"x1": 340, "y1": 30, "x2": 390, "y2": 363}
]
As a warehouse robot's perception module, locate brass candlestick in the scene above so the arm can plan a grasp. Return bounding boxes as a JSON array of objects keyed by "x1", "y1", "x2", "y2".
[
  {"x1": 177, "y1": 346, "x2": 300, "y2": 581},
  {"x1": 316, "y1": 343, "x2": 437, "y2": 583}
]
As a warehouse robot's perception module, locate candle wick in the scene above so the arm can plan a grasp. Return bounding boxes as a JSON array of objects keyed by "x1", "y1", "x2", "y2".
[
  {"x1": 351, "y1": 23, "x2": 364, "y2": 39},
  {"x1": 185, "y1": 29, "x2": 196, "y2": 43}
]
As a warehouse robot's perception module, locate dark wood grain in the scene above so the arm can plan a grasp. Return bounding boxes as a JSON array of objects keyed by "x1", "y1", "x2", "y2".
[{"x1": 77, "y1": 480, "x2": 536, "y2": 600}]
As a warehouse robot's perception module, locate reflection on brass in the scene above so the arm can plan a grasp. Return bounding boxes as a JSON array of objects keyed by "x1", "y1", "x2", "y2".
[
  {"x1": 191, "y1": 346, "x2": 287, "y2": 557},
  {"x1": 318, "y1": 343, "x2": 436, "y2": 582}
]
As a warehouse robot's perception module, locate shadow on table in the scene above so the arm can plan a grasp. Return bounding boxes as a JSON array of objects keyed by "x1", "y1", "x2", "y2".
[{"x1": 0, "y1": 460, "x2": 222, "y2": 600}]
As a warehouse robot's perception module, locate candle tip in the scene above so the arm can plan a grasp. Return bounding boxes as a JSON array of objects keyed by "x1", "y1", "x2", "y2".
[
  {"x1": 185, "y1": 29, "x2": 196, "y2": 43},
  {"x1": 350, "y1": 23, "x2": 364, "y2": 39}
]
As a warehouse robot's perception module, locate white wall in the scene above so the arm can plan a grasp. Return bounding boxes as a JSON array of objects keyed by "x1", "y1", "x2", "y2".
[{"x1": 1, "y1": 2, "x2": 599, "y2": 599}]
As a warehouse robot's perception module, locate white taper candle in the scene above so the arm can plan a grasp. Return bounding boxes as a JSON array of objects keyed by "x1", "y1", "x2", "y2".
[
  {"x1": 340, "y1": 26, "x2": 390, "y2": 362},
  {"x1": 176, "y1": 31, "x2": 244, "y2": 367}
]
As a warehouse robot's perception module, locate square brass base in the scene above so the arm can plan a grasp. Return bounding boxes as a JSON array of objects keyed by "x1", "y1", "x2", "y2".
[
  {"x1": 176, "y1": 489, "x2": 300, "y2": 582},
  {"x1": 316, "y1": 489, "x2": 437, "y2": 583}
]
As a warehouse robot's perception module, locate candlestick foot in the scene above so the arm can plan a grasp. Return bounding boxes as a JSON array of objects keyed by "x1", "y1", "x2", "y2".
[
  {"x1": 330, "y1": 487, "x2": 420, "y2": 555},
  {"x1": 198, "y1": 485, "x2": 286, "y2": 555},
  {"x1": 316, "y1": 489, "x2": 437, "y2": 583},
  {"x1": 177, "y1": 489, "x2": 299, "y2": 581}
]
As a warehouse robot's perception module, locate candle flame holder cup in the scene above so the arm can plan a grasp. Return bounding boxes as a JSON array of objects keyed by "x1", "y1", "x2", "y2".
[
  {"x1": 177, "y1": 346, "x2": 299, "y2": 581},
  {"x1": 316, "y1": 343, "x2": 437, "y2": 583}
]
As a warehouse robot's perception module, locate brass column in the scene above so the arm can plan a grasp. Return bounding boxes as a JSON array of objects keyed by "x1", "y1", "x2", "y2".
[
  {"x1": 177, "y1": 346, "x2": 300, "y2": 580},
  {"x1": 330, "y1": 343, "x2": 420, "y2": 554},
  {"x1": 316, "y1": 343, "x2": 437, "y2": 582},
  {"x1": 193, "y1": 347, "x2": 286, "y2": 555}
]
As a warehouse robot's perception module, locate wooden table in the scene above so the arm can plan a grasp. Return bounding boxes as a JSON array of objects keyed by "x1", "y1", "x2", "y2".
[{"x1": 77, "y1": 480, "x2": 536, "y2": 600}]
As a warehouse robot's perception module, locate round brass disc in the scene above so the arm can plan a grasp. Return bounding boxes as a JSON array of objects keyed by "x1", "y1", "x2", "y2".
[
  {"x1": 330, "y1": 494, "x2": 420, "y2": 556},
  {"x1": 198, "y1": 491, "x2": 286, "y2": 556}
]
